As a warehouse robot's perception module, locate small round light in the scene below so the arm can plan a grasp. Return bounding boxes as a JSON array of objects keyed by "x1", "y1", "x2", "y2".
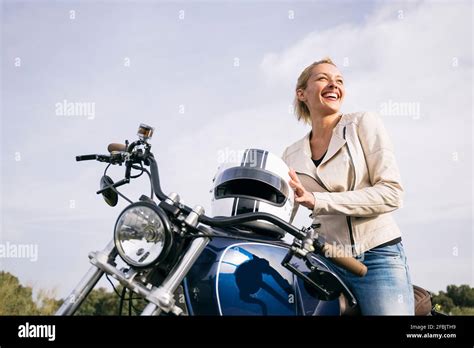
[{"x1": 114, "y1": 202, "x2": 172, "y2": 268}]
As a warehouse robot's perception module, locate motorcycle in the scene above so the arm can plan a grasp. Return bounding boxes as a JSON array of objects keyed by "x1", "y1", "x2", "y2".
[{"x1": 56, "y1": 123, "x2": 438, "y2": 316}]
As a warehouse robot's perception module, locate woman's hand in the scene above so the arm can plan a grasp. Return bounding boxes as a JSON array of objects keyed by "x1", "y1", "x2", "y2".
[{"x1": 288, "y1": 168, "x2": 315, "y2": 210}]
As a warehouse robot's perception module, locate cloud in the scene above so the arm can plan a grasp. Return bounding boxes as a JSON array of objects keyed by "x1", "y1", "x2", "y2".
[{"x1": 260, "y1": 1, "x2": 471, "y2": 86}]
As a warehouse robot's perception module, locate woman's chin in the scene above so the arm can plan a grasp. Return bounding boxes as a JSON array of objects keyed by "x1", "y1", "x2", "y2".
[{"x1": 319, "y1": 104, "x2": 341, "y2": 115}]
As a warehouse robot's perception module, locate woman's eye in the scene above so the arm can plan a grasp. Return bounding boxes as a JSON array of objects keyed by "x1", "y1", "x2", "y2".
[
  {"x1": 337, "y1": 80, "x2": 344, "y2": 84},
  {"x1": 318, "y1": 77, "x2": 327, "y2": 81}
]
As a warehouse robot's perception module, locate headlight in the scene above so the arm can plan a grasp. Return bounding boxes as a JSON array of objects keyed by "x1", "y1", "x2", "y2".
[{"x1": 114, "y1": 202, "x2": 173, "y2": 268}]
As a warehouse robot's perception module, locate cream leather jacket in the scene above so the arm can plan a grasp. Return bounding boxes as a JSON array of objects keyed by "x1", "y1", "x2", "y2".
[{"x1": 282, "y1": 111, "x2": 404, "y2": 255}]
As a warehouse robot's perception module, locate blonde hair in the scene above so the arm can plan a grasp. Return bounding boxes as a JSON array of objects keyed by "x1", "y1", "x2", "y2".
[{"x1": 294, "y1": 57, "x2": 337, "y2": 124}]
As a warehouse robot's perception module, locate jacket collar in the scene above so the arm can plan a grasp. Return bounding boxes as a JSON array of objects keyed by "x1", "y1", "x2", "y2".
[{"x1": 292, "y1": 115, "x2": 347, "y2": 179}]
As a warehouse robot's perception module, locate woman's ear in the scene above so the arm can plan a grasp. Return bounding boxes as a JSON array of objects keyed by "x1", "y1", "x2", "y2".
[{"x1": 296, "y1": 88, "x2": 306, "y2": 102}]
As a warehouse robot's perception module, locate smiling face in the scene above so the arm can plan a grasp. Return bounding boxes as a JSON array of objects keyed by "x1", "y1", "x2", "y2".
[{"x1": 297, "y1": 63, "x2": 345, "y2": 117}]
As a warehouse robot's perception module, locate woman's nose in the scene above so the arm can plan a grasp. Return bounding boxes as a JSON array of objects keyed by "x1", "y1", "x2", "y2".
[
  {"x1": 327, "y1": 83, "x2": 341, "y2": 95},
  {"x1": 327, "y1": 79, "x2": 339, "y2": 88}
]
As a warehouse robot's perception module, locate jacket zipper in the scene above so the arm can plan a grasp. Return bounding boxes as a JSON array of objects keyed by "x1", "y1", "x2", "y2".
[
  {"x1": 306, "y1": 171, "x2": 328, "y2": 220},
  {"x1": 343, "y1": 126, "x2": 356, "y2": 255}
]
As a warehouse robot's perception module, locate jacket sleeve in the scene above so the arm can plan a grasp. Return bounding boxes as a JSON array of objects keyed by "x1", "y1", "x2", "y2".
[
  {"x1": 282, "y1": 147, "x2": 300, "y2": 224},
  {"x1": 312, "y1": 112, "x2": 404, "y2": 217}
]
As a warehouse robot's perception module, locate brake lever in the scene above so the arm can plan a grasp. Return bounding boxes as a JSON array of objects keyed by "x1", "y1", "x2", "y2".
[
  {"x1": 282, "y1": 243, "x2": 358, "y2": 306},
  {"x1": 109, "y1": 152, "x2": 125, "y2": 164},
  {"x1": 281, "y1": 249, "x2": 332, "y2": 299},
  {"x1": 97, "y1": 154, "x2": 113, "y2": 163}
]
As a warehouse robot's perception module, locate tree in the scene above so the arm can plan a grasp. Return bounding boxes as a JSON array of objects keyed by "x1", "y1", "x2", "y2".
[
  {"x1": 432, "y1": 284, "x2": 474, "y2": 315},
  {"x1": 446, "y1": 284, "x2": 474, "y2": 307},
  {"x1": 36, "y1": 288, "x2": 63, "y2": 315},
  {"x1": 74, "y1": 287, "x2": 118, "y2": 315},
  {"x1": 0, "y1": 271, "x2": 41, "y2": 315},
  {"x1": 0, "y1": 271, "x2": 134, "y2": 315},
  {"x1": 431, "y1": 291, "x2": 454, "y2": 312}
]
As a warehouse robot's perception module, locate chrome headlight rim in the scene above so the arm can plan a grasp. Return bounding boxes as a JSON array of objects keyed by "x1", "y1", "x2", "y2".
[{"x1": 113, "y1": 201, "x2": 173, "y2": 268}]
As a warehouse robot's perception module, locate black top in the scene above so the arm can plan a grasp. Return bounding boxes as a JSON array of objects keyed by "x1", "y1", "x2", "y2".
[{"x1": 312, "y1": 150, "x2": 327, "y2": 167}]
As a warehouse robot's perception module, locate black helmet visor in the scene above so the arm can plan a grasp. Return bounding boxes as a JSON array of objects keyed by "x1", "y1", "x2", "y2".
[{"x1": 214, "y1": 167, "x2": 289, "y2": 206}]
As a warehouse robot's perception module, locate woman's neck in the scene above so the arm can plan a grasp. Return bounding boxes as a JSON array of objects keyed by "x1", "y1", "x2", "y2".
[{"x1": 310, "y1": 112, "x2": 342, "y2": 141}]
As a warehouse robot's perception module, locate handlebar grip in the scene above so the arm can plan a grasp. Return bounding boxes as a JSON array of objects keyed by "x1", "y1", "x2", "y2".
[
  {"x1": 76, "y1": 154, "x2": 97, "y2": 161},
  {"x1": 107, "y1": 143, "x2": 127, "y2": 153},
  {"x1": 320, "y1": 243, "x2": 368, "y2": 277}
]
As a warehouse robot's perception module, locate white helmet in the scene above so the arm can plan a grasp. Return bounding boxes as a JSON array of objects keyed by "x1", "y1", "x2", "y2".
[{"x1": 210, "y1": 148, "x2": 294, "y2": 238}]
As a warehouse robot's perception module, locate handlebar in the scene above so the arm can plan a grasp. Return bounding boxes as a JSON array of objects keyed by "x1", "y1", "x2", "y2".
[
  {"x1": 201, "y1": 209, "x2": 367, "y2": 276},
  {"x1": 76, "y1": 154, "x2": 98, "y2": 161},
  {"x1": 316, "y1": 243, "x2": 368, "y2": 277},
  {"x1": 200, "y1": 212, "x2": 306, "y2": 239},
  {"x1": 76, "y1": 154, "x2": 111, "y2": 162}
]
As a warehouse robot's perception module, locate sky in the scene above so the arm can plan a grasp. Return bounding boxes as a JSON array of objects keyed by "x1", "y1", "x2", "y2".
[{"x1": 0, "y1": 0, "x2": 472, "y2": 300}]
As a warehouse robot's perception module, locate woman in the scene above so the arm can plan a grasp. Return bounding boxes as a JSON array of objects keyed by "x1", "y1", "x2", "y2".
[{"x1": 282, "y1": 57, "x2": 414, "y2": 315}]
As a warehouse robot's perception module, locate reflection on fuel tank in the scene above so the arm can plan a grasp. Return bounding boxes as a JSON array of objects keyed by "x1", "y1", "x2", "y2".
[
  {"x1": 217, "y1": 244, "x2": 297, "y2": 315},
  {"x1": 234, "y1": 255, "x2": 293, "y2": 315}
]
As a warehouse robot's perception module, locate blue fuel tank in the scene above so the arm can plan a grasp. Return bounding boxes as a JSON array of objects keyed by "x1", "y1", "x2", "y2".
[{"x1": 182, "y1": 236, "x2": 342, "y2": 316}]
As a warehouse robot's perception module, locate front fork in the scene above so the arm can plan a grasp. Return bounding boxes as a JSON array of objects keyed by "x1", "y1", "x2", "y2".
[
  {"x1": 56, "y1": 237, "x2": 210, "y2": 316},
  {"x1": 56, "y1": 241, "x2": 116, "y2": 316},
  {"x1": 141, "y1": 236, "x2": 209, "y2": 315}
]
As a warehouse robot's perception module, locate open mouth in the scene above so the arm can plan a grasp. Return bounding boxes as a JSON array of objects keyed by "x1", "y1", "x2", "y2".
[{"x1": 322, "y1": 92, "x2": 339, "y2": 102}]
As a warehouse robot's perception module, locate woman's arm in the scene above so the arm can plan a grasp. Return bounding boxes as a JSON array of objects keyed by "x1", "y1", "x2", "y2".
[
  {"x1": 312, "y1": 112, "x2": 404, "y2": 217},
  {"x1": 288, "y1": 112, "x2": 404, "y2": 217},
  {"x1": 282, "y1": 148, "x2": 300, "y2": 224}
]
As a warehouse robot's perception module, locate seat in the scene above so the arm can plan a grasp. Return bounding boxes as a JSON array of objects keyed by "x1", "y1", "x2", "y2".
[
  {"x1": 413, "y1": 285, "x2": 432, "y2": 316},
  {"x1": 340, "y1": 284, "x2": 433, "y2": 316}
]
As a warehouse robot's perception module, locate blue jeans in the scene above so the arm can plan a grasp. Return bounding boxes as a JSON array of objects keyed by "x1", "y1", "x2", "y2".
[{"x1": 327, "y1": 242, "x2": 415, "y2": 315}]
